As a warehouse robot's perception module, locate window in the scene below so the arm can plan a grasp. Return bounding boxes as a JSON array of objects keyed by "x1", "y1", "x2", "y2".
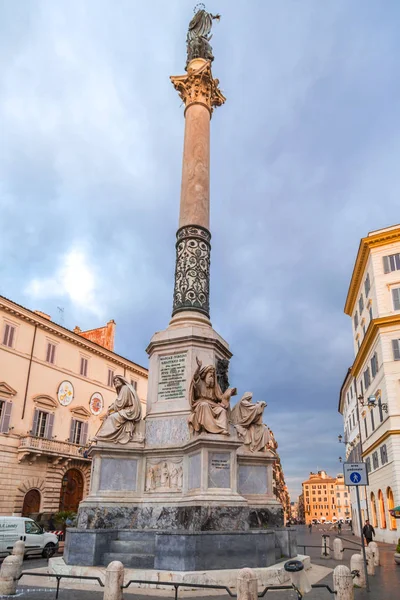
[
  {"x1": 364, "y1": 273, "x2": 371, "y2": 296},
  {"x1": 370, "y1": 409, "x2": 375, "y2": 432},
  {"x1": 360, "y1": 380, "x2": 364, "y2": 396},
  {"x1": 364, "y1": 368, "x2": 371, "y2": 389},
  {"x1": 372, "y1": 451, "x2": 379, "y2": 469},
  {"x1": 354, "y1": 312, "x2": 359, "y2": 330},
  {"x1": 25, "y1": 521, "x2": 42, "y2": 535},
  {"x1": 383, "y1": 253, "x2": 400, "y2": 273},
  {"x1": 107, "y1": 369, "x2": 114, "y2": 387},
  {"x1": 352, "y1": 412, "x2": 356, "y2": 427},
  {"x1": 380, "y1": 444, "x2": 388, "y2": 465},
  {"x1": 363, "y1": 323, "x2": 366, "y2": 336},
  {"x1": 370, "y1": 492, "x2": 378, "y2": 527},
  {"x1": 366, "y1": 457, "x2": 371, "y2": 473},
  {"x1": 371, "y1": 353, "x2": 378, "y2": 378},
  {"x1": 392, "y1": 339, "x2": 400, "y2": 360},
  {"x1": 32, "y1": 409, "x2": 54, "y2": 439},
  {"x1": 69, "y1": 419, "x2": 88, "y2": 445},
  {"x1": 357, "y1": 339, "x2": 360, "y2": 350},
  {"x1": 2, "y1": 323, "x2": 15, "y2": 348},
  {"x1": 344, "y1": 492, "x2": 348, "y2": 498},
  {"x1": 46, "y1": 342, "x2": 56, "y2": 364},
  {"x1": 378, "y1": 490, "x2": 387, "y2": 529},
  {"x1": 130, "y1": 380, "x2": 137, "y2": 390},
  {"x1": 392, "y1": 288, "x2": 400, "y2": 311},
  {"x1": 387, "y1": 487, "x2": 397, "y2": 531},
  {"x1": 0, "y1": 400, "x2": 12, "y2": 433},
  {"x1": 369, "y1": 306, "x2": 373, "y2": 322},
  {"x1": 359, "y1": 294, "x2": 364, "y2": 314},
  {"x1": 364, "y1": 418, "x2": 368, "y2": 439},
  {"x1": 80, "y1": 357, "x2": 88, "y2": 377}
]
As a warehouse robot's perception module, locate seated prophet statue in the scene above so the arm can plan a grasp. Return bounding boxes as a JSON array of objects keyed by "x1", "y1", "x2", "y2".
[
  {"x1": 230, "y1": 392, "x2": 269, "y2": 452},
  {"x1": 95, "y1": 375, "x2": 142, "y2": 444},
  {"x1": 188, "y1": 357, "x2": 237, "y2": 435}
]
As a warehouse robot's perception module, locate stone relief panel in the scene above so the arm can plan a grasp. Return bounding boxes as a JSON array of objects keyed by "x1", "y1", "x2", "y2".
[{"x1": 145, "y1": 457, "x2": 183, "y2": 493}]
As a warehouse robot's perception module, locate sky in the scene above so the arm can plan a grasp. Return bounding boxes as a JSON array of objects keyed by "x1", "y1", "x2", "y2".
[{"x1": 1, "y1": 0, "x2": 400, "y2": 500}]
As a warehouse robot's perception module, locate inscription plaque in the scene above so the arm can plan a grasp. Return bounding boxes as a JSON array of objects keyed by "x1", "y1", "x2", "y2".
[
  {"x1": 208, "y1": 452, "x2": 231, "y2": 488},
  {"x1": 158, "y1": 353, "x2": 187, "y2": 401},
  {"x1": 99, "y1": 458, "x2": 137, "y2": 491}
]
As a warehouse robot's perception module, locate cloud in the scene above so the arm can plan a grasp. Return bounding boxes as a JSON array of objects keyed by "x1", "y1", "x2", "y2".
[{"x1": 25, "y1": 245, "x2": 103, "y2": 318}]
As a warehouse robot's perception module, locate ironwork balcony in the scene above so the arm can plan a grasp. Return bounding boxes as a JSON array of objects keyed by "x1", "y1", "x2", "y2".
[{"x1": 18, "y1": 435, "x2": 91, "y2": 465}]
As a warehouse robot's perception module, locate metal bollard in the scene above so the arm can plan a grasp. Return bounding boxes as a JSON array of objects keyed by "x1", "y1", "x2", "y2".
[
  {"x1": 321, "y1": 534, "x2": 330, "y2": 558},
  {"x1": 368, "y1": 541, "x2": 380, "y2": 566},
  {"x1": 333, "y1": 537, "x2": 343, "y2": 561},
  {"x1": 365, "y1": 546, "x2": 375, "y2": 576},
  {"x1": 333, "y1": 565, "x2": 354, "y2": 600},
  {"x1": 350, "y1": 554, "x2": 366, "y2": 588},
  {"x1": 237, "y1": 567, "x2": 258, "y2": 600},
  {"x1": 103, "y1": 560, "x2": 124, "y2": 600}
]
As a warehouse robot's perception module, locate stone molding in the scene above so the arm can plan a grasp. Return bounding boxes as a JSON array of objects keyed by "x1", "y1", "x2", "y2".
[
  {"x1": 170, "y1": 59, "x2": 226, "y2": 117},
  {"x1": 172, "y1": 225, "x2": 211, "y2": 318}
]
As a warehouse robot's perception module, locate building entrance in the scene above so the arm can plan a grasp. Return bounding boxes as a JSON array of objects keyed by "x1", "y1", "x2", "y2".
[
  {"x1": 22, "y1": 489, "x2": 41, "y2": 516},
  {"x1": 59, "y1": 469, "x2": 84, "y2": 512}
]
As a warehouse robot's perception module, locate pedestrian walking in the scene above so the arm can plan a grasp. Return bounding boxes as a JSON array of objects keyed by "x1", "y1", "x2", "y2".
[
  {"x1": 47, "y1": 514, "x2": 55, "y2": 531},
  {"x1": 338, "y1": 522, "x2": 342, "y2": 535},
  {"x1": 362, "y1": 519, "x2": 375, "y2": 545},
  {"x1": 308, "y1": 523, "x2": 312, "y2": 534}
]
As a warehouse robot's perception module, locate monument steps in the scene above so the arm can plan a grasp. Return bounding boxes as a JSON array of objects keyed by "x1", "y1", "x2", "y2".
[
  {"x1": 109, "y1": 540, "x2": 154, "y2": 553},
  {"x1": 102, "y1": 552, "x2": 155, "y2": 569}
]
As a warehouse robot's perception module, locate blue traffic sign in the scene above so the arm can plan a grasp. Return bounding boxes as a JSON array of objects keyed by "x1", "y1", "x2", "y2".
[
  {"x1": 350, "y1": 472, "x2": 361, "y2": 484},
  {"x1": 343, "y1": 462, "x2": 369, "y2": 486}
]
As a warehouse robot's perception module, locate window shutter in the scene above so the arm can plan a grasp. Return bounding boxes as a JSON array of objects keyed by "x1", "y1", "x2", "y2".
[
  {"x1": 393, "y1": 288, "x2": 400, "y2": 310},
  {"x1": 46, "y1": 344, "x2": 51, "y2": 363},
  {"x1": 383, "y1": 256, "x2": 390, "y2": 273},
  {"x1": 0, "y1": 401, "x2": 12, "y2": 433},
  {"x1": 69, "y1": 418, "x2": 75, "y2": 443},
  {"x1": 392, "y1": 339, "x2": 400, "y2": 360},
  {"x1": 51, "y1": 344, "x2": 56, "y2": 363},
  {"x1": 45, "y1": 413, "x2": 54, "y2": 439},
  {"x1": 32, "y1": 409, "x2": 39, "y2": 436},
  {"x1": 8, "y1": 326, "x2": 14, "y2": 347},
  {"x1": 81, "y1": 422, "x2": 88, "y2": 445},
  {"x1": 2, "y1": 324, "x2": 9, "y2": 345}
]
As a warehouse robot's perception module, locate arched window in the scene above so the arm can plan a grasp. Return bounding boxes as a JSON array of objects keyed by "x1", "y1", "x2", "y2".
[
  {"x1": 370, "y1": 492, "x2": 378, "y2": 527},
  {"x1": 387, "y1": 487, "x2": 397, "y2": 531},
  {"x1": 378, "y1": 489, "x2": 387, "y2": 529}
]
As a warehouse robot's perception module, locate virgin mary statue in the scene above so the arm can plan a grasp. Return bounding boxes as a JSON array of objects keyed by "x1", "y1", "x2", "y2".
[{"x1": 96, "y1": 375, "x2": 142, "y2": 444}]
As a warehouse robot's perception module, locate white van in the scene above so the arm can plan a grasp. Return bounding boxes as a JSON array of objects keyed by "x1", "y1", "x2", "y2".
[{"x1": 0, "y1": 517, "x2": 59, "y2": 558}]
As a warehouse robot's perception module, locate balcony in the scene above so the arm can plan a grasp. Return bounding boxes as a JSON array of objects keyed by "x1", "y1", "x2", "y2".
[{"x1": 18, "y1": 435, "x2": 91, "y2": 465}]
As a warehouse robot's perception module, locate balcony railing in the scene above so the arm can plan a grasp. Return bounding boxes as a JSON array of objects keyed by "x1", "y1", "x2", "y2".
[{"x1": 18, "y1": 435, "x2": 90, "y2": 463}]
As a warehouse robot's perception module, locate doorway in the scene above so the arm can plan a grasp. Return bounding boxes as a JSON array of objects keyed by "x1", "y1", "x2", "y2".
[
  {"x1": 22, "y1": 489, "x2": 41, "y2": 516},
  {"x1": 59, "y1": 469, "x2": 84, "y2": 512}
]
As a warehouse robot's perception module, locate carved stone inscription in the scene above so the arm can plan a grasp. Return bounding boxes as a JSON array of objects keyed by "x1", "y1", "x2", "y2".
[
  {"x1": 158, "y1": 353, "x2": 187, "y2": 401},
  {"x1": 145, "y1": 458, "x2": 183, "y2": 493},
  {"x1": 208, "y1": 452, "x2": 231, "y2": 489}
]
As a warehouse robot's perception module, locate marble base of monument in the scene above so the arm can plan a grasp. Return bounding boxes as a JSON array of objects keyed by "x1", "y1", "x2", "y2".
[{"x1": 64, "y1": 527, "x2": 297, "y2": 570}]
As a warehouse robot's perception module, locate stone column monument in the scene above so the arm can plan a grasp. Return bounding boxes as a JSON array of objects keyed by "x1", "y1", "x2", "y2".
[{"x1": 66, "y1": 7, "x2": 290, "y2": 573}]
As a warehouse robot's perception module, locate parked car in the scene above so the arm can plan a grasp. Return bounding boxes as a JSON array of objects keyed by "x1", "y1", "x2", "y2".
[{"x1": 0, "y1": 516, "x2": 58, "y2": 558}]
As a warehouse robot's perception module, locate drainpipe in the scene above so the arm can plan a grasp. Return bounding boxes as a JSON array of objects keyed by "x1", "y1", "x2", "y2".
[{"x1": 22, "y1": 324, "x2": 37, "y2": 420}]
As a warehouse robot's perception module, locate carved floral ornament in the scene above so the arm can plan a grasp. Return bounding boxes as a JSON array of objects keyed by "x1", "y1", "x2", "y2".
[{"x1": 170, "y1": 60, "x2": 226, "y2": 116}]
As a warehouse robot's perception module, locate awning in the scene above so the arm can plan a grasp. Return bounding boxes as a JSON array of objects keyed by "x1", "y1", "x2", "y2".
[{"x1": 389, "y1": 506, "x2": 400, "y2": 518}]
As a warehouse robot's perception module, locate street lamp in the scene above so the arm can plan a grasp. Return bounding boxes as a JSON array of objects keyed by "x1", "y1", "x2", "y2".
[{"x1": 339, "y1": 457, "x2": 342, "y2": 463}]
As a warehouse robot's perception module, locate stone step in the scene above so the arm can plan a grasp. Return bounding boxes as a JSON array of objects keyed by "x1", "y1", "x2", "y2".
[
  {"x1": 102, "y1": 552, "x2": 155, "y2": 569},
  {"x1": 110, "y1": 540, "x2": 153, "y2": 554},
  {"x1": 117, "y1": 530, "x2": 156, "y2": 542}
]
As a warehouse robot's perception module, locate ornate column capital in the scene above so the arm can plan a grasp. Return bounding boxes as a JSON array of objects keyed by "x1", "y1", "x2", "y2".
[{"x1": 170, "y1": 59, "x2": 226, "y2": 116}]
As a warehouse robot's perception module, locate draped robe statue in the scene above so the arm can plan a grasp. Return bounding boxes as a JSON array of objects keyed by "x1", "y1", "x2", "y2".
[
  {"x1": 188, "y1": 357, "x2": 237, "y2": 435},
  {"x1": 186, "y1": 6, "x2": 221, "y2": 65},
  {"x1": 230, "y1": 392, "x2": 269, "y2": 452},
  {"x1": 95, "y1": 375, "x2": 142, "y2": 444}
]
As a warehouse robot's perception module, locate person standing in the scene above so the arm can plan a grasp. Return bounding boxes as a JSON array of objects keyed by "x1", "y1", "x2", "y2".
[
  {"x1": 338, "y1": 522, "x2": 342, "y2": 535},
  {"x1": 362, "y1": 520, "x2": 375, "y2": 545},
  {"x1": 308, "y1": 523, "x2": 312, "y2": 534}
]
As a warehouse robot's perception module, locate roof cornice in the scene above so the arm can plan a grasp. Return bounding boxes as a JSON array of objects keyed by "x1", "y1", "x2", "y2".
[
  {"x1": 351, "y1": 314, "x2": 400, "y2": 377},
  {"x1": 344, "y1": 227, "x2": 400, "y2": 316},
  {"x1": 0, "y1": 295, "x2": 148, "y2": 377}
]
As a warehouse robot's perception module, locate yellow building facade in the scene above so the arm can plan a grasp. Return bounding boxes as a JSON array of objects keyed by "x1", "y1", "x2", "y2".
[
  {"x1": 0, "y1": 295, "x2": 148, "y2": 517},
  {"x1": 340, "y1": 224, "x2": 400, "y2": 543},
  {"x1": 302, "y1": 470, "x2": 349, "y2": 524}
]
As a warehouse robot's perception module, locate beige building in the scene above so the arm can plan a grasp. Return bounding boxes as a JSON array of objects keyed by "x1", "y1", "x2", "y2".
[
  {"x1": 0, "y1": 295, "x2": 148, "y2": 517},
  {"x1": 302, "y1": 470, "x2": 349, "y2": 524},
  {"x1": 340, "y1": 224, "x2": 400, "y2": 543}
]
